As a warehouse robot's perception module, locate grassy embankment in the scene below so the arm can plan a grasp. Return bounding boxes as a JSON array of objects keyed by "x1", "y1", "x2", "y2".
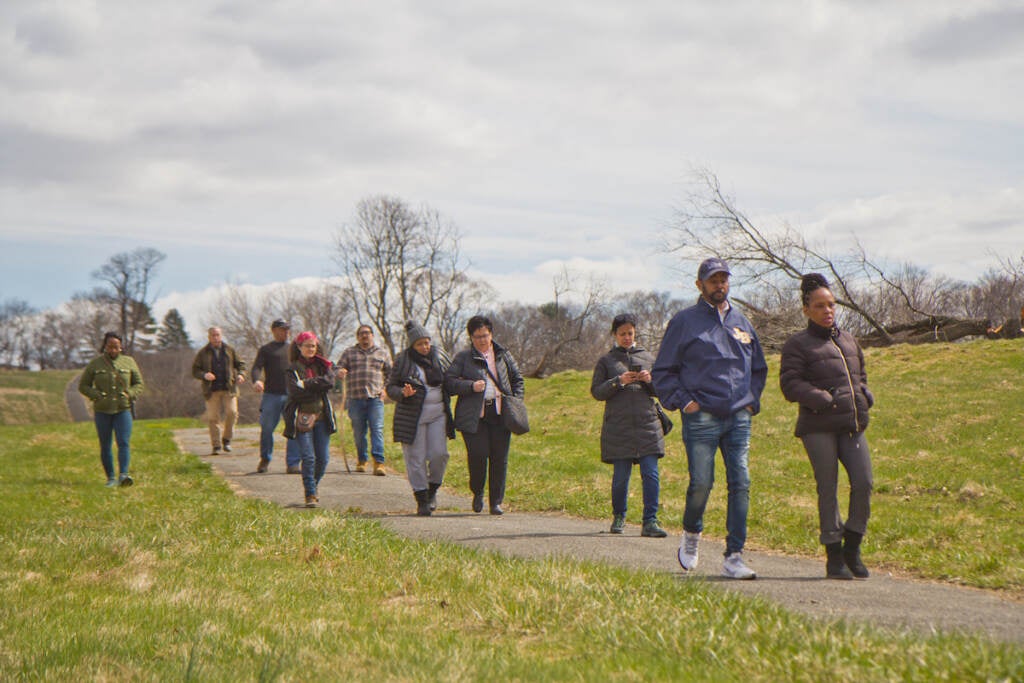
[
  {"x1": 0, "y1": 342, "x2": 1021, "y2": 680},
  {"x1": 497, "y1": 339, "x2": 1024, "y2": 594},
  {"x1": 0, "y1": 368, "x2": 75, "y2": 425}
]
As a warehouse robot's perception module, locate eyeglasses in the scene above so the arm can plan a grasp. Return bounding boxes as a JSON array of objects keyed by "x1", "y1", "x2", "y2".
[{"x1": 471, "y1": 332, "x2": 491, "y2": 340}]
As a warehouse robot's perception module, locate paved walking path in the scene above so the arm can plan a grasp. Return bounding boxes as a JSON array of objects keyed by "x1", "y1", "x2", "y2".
[
  {"x1": 65, "y1": 374, "x2": 91, "y2": 422},
  {"x1": 173, "y1": 427, "x2": 1023, "y2": 644}
]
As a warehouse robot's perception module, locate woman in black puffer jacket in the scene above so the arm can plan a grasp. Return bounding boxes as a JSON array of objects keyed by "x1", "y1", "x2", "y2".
[
  {"x1": 386, "y1": 321, "x2": 454, "y2": 516},
  {"x1": 780, "y1": 274, "x2": 874, "y2": 580},
  {"x1": 591, "y1": 313, "x2": 667, "y2": 538}
]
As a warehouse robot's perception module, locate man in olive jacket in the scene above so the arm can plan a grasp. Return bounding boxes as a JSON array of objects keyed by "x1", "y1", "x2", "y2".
[{"x1": 192, "y1": 326, "x2": 246, "y2": 454}]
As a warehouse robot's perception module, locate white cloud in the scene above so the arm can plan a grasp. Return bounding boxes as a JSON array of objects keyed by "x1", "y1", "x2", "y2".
[{"x1": 2, "y1": 1, "x2": 1023, "y2": 314}]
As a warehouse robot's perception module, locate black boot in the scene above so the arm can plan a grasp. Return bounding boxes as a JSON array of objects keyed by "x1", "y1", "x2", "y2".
[
  {"x1": 428, "y1": 482, "x2": 441, "y2": 511},
  {"x1": 843, "y1": 530, "x2": 870, "y2": 579},
  {"x1": 825, "y1": 542, "x2": 854, "y2": 580},
  {"x1": 414, "y1": 489, "x2": 432, "y2": 517}
]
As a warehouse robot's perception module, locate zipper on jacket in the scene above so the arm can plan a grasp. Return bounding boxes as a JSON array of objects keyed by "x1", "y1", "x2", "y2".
[{"x1": 830, "y1": 337, "x2": 859, "y2": 432}]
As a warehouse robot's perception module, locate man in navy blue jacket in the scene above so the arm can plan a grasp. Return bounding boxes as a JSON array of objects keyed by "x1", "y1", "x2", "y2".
[{"x1": 652, "y1": 258, "x2": 767, "y2": 580}]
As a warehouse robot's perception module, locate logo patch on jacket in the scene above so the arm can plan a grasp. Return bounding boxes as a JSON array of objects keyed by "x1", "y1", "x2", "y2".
[{"x1": 732, "y1": 327, "x2": 752, "y2": 344}]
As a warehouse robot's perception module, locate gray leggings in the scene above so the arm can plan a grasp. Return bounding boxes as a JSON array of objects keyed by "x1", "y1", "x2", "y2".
[
  {"x1": 800, "y1": 431, "x2": 873, "y2": 545},
  {"x1": 402, "y1": 409, "x2": 450, "y2": 492}
]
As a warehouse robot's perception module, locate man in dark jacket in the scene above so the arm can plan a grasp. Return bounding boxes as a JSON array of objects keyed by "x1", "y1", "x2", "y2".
[
  {"x1": 652, "y1": 258, "x2": 767, "y2": 580},
  {"x1": 251, "y1": 319, "x2": 301, "y2": 473},
  {"x1": 192, "y1": 326, "x2": 246, "y2": 455}
]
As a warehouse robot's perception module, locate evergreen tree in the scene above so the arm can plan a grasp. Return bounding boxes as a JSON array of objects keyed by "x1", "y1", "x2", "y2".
[{"x1": 158, "y1": 308, "x2": 192, "y2": 349}]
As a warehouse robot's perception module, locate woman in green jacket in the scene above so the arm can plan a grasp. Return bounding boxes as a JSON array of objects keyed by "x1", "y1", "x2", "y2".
[{"x1": 78, "y1": 332, "x2": 145, "y2": 487}]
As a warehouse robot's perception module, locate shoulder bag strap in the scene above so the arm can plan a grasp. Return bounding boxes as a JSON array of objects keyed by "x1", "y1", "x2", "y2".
[{"x1": 482, "y1": 365, "x2": 511, "y2": 397}]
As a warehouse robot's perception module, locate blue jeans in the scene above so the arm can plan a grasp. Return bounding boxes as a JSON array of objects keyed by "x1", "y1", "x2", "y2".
[
  {"x1": 295, "y1": 420, "x2": 331, "y2": 497},
  {"x1": 94, "y1": 410, "x2": 133, "y2": 479},
  {"x1": 681, "y1": 409, "x2": 752, "y2": 556},
  {"x1": 348, "y1": 397, "x2": 385, "y2": 463},
  {"x1": 611, "y1": 455, "x2": 661, "y2": 522},
  {"x1": 259, "y1": 393, "x2": 301, "y2": 467}
]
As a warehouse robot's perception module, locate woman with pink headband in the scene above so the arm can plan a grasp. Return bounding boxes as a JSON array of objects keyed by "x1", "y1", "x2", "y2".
[{"x1": 283, "y1": 331, "x2": 337, "y2": 507}]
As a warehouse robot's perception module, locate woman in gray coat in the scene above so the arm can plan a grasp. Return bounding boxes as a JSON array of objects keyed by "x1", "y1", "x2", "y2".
[
  {"x1": 591, "y1": 314, "x2": 667, "y2": 538},
  {"x1": 386, "y1": 321, "x2": 454, "y2": 516}
]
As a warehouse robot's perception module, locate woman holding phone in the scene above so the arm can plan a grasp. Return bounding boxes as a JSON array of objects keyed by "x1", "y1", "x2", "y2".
[
  {"x1": 590, "y1": 313, "x2": 667, "y2": 537},
  {"x1": 387, "y1": 321, "x2": 455, "y2": 516}
]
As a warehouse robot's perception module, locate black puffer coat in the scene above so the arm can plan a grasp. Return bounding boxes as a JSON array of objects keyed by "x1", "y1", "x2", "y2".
[
  {"x1": 444, "y1": 341, "x2": 524, "y2": 434},
  {"x1": 386, "y1": 347, "x2": 455, "y2": 444},
  {"x1": 779, "y1": 322, "x2": 874, "y2": 437},
  {"x1": 591, "y1": 346, "x2": 664, "y2": 462}
]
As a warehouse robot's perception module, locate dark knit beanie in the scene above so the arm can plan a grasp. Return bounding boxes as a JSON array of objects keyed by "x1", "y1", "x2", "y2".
[{"x1": 405, "y1": 320, "x2": 431, "y2": 347}]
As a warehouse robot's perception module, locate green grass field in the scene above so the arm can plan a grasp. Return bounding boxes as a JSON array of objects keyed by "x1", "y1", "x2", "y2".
[
  {"x1": 0, "y1": 368, "x2": 76, "y2": 425},
  {"x1": 500, "y1": 340, "x2": 1024, "y2": 594},
  {"x1": 1, "y1": 341, "x2": 1022, "y2": 680}
]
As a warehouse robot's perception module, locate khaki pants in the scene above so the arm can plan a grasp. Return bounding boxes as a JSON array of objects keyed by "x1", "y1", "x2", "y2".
[{"x1": 205, "y1": 390, "x2": 238, "y2": 447}]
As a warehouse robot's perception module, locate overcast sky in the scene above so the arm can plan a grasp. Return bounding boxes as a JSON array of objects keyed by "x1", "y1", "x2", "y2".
[{"x1": 2, "y1": 1, "x2": 1023, "y2": 334}]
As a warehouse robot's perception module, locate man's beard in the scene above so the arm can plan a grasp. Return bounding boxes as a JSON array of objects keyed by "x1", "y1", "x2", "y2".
[{"x1": 705, "y1": 289, "x2": 727, "y2": 305}]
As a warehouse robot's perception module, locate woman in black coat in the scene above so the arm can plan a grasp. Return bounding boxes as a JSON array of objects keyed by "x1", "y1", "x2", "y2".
[
  {"x1": 283, "y1": 331, "x2": 337, "y2": 509},
  {"x1": 386, "y1": 321, "x2": 454, "y2": 516},
  {"x1": 780, "y1": 274, "x2": 874, "y2": 580},
  {"x1": 444, "y1": 315, "x2": 524, "y2": 516},
  {"x1": 591, "y1": 314, "x2": 667, "y2": 538}
]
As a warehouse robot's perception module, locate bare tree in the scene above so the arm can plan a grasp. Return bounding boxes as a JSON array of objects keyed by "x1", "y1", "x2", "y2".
[
  {"x1": 134, "y1": 349, "x2": 205, "y2": 419},
  {"x1": 669, "y1": 169, "x2": 995, "y2": 346},
  {"x1": 35, "y1": 310, "x2": 87, "y2": 369},
  {"x1": 205, "y1": 281, "x2": 268, "y2": 354},
  {"x1": 91, "y1": 247, "x2": 166, "y2": 353},
  {"x1": 974, "y1": 253, "x2": 1024, "y2": 338},
  {"x1": 279, "y1": 279, "x2": 356, "y2": 360},
  {"x1": 606, "y1": 290, "x2": 690, "y2": 356},
  {"x1": 205, "y1": 280, "x2": 356, "y2": 361},
  {"x1": 433, "y1": 274, "x2": 497, "y2": 355},
  {"x1": 491, "y1": 269, "x2": 606, "y2": 378},
  {"x1": 0, "y1": 299, "x2": 34, "y2": 368},
  {"x1": 66, "y1": 295, "x2": 119, "y2": 360},
  {"x1": 333, "y1": 195, "x2": 469, "y2": 356}
]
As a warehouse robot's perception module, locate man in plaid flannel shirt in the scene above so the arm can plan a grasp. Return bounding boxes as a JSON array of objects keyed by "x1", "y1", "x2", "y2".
[{"x1": 336, "y1": 325, "x2": 393, "y2": 474}]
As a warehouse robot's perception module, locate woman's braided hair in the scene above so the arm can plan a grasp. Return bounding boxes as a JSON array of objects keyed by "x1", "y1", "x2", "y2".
[{"x1": 800, "y1": 273, "x2": 830, "y2": 306}]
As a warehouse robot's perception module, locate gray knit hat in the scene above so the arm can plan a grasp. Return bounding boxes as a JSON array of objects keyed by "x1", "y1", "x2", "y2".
[{"x1": 405, "y1": 320, "x2": 431, "y2": 347}]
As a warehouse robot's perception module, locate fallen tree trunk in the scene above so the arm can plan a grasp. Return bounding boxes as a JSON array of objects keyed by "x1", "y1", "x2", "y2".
[{"x1": 858, "y1": 317, "x2": 990, "y2": 347}]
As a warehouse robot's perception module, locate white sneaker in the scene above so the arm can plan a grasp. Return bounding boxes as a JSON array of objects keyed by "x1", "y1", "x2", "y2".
[
  {"x1": 677, "y1": 531, "x2": 700, "y2": 571},
  {"x1": 722, "y1": 552, "x2": 756, "y2": 580}
]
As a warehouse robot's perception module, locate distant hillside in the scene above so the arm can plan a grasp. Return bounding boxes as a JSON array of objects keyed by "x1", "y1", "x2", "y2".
[{"x1": 0, "y1": 369, "x2": 77, "y2": 425}]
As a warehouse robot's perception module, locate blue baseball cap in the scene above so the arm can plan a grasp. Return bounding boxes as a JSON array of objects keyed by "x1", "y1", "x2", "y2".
[{"x1": 698, "y1": 258, "x2": 731, "y2": 281}]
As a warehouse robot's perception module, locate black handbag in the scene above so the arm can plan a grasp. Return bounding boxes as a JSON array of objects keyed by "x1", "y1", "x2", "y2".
[
  {"x1": 484, "y1": 366, "x2": 530, "y2": 435},
  {"x1": 499, "y1": 394, "x2": 530, "y2": 435},
  {"x1": 654, "y1": 401, "x2": 673, "y2": 435},
  {"x1": 641, "y1": 381, "x2": 673, "y2": 435}
]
